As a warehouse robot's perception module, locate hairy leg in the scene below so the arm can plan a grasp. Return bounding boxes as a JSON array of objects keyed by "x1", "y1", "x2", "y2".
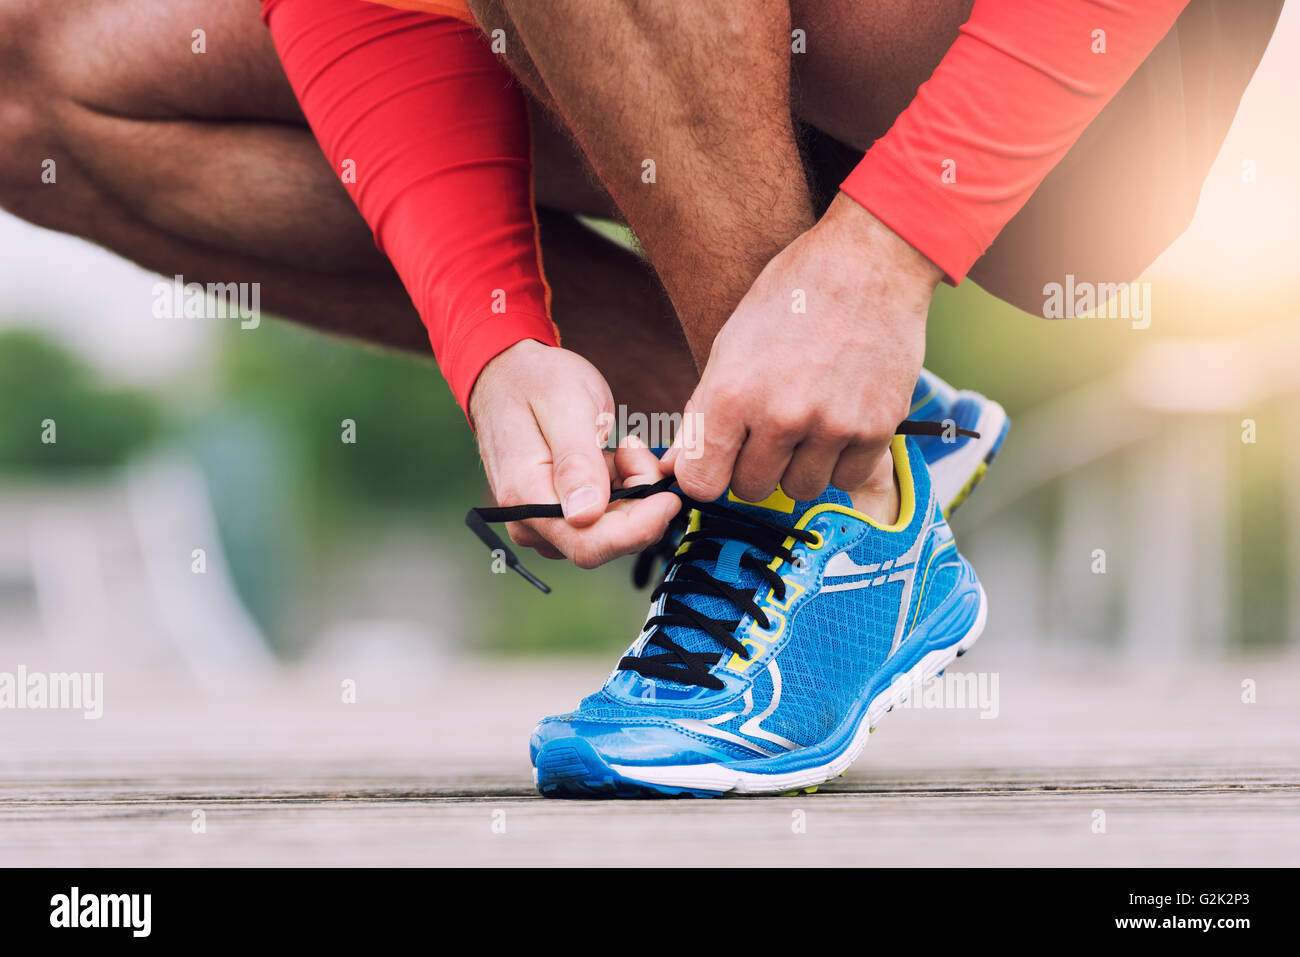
[
  {"x1": 789, "y1": 0, "x2": 973, "y2": 155},
  {"x1": 475, "y1": 0, "x2": 816, "y2": 367},
  {"x1": 537, "y1": 211, "x2": 694, "y2": 415}
]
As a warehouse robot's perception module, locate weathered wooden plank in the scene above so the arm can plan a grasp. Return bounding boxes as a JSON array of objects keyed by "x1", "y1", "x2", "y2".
[{"x1": 2, "y1": 654, "x2": 1297, "y2": 866}]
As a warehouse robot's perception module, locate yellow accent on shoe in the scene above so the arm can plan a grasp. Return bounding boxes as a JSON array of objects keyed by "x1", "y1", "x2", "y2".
[
  {"x1": 727, "y1": 486, "x2": 796, "y2": 514},
  {"x1": 941, "y1": 460, "x2": 989, "y2": 520},
  {"x1": 908, "y1": 540, "x2": 957, "y2": 635},
  {"x1": 780, "y1": 785, "x2": 822, "y2": 796},
  {"x1": 674, "y1": 509, "x2": 704, "y2": 559},
  {"x1": 765, "y1": 436, "x2": 916, "y2": 577},
  {"x1": 908, "y1": 386, "x2": 935, "y2": 415}
]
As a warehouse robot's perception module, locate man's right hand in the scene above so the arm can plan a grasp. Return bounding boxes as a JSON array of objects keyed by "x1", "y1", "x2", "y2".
[{"x1": 468, "y1": 339, "x2": 681, "y2": 568}]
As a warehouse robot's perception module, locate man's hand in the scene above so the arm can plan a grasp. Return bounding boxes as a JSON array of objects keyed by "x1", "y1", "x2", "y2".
[
  {"x1": 469, "y1": 339, "x2": 680, "y2": 568},
  {"x1": 670, "y1": 194, "x2": 943, "y2": 503}
]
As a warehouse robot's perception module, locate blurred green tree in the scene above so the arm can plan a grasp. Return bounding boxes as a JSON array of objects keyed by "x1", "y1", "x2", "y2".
[
  {"x1": 0, "y1": 329, "x2": 160, "y2": 472},
  {"x1": 218, "y1": 322, "x2": 481, "y2": 515}
]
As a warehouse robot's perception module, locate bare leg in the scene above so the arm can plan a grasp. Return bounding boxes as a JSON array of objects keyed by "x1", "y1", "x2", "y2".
[
  {"x1": 788, "y1": 0, "x2": 974, "y2": 155},
  {"x1": 474, "y1": 0, "x2": 815, "y2": 367},
  {"x1": 537, "y1": 211, "x2": 694, "y2": 414}
]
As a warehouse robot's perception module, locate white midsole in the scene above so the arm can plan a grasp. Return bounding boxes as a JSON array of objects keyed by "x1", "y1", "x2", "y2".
[
  {"x1": 928, "y1": 397, "x2": 1007, "y2": 514},
  {"x1": 608, "y1": 584, "x2": 987, "y2": 795}
]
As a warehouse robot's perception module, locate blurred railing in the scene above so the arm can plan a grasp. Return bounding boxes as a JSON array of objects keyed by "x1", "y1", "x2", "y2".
[
  {"x1": 957, "y1": 318, "x2": 1300, "y2": 656},
  {"x1": 0, "y1": 456, "x2": 275, "y2": 684}
]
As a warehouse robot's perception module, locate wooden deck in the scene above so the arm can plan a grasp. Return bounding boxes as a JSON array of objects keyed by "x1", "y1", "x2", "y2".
[{"x1": 3, "y1": 648, "x2": 1298, "y2": 866}]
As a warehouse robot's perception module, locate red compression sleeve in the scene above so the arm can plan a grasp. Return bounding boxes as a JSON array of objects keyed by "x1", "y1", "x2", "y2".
[
  {"x1": 842, "y1": 0, "x2": 1191, "y2": 284},
  {"x1": 262, "y1": 0, "x2": 557, "y2": 414}
]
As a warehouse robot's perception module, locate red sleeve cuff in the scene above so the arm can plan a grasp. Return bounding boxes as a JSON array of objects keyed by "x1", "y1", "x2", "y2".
[
  {"x1": 840, "y1": 154, "x2": 982, "y2": 286},
  {"x1": 440, "y1": 310, "x2": 559, "y2": 416},
  {"x1": 839, "y1": 0, "x2": 1190, "y2": 287}
]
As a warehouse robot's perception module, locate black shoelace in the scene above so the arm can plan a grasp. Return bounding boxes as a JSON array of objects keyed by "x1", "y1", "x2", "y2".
[{"x1": 465, "y1": 419, "x2": 977, "y2": 689}]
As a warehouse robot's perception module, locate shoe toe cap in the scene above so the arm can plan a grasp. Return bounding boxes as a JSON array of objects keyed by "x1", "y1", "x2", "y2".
[{"x1": 530, "y1": 714, "x2": 743, "y2": 768}]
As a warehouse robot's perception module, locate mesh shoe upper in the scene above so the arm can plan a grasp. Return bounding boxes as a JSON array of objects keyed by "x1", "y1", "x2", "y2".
[{"x1": 532, "y1": 435, "x2": 971, "y2": 764}]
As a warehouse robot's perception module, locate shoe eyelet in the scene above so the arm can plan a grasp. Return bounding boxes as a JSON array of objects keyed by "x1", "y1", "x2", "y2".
[
  {"x1": 805, "y1": 530, "x2": 824, "y2": 550},
  {"x1": 792, "y1": 555, "x2": 808, "y2": 571},
  {"x1": 839, "y1": 524, "x2": 848, "y2": 534}
]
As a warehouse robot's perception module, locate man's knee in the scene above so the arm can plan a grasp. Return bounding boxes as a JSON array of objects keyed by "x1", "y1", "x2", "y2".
[
  {"x1": 0, "y1": 100, "x2": 42, "y2": 208},
  {"x1": 0, "y1": 0, "x2": 53, "y2": 221}
]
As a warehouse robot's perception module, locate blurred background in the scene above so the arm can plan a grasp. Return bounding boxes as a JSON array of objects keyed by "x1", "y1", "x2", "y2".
[{"x1": 1, "y1": 6, "x2": 1297, "y2": 691}]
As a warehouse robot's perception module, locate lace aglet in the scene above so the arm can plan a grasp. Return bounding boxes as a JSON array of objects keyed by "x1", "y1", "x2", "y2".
[
  {"x1": 466, "y1": 508, "x2": 552, "y2": 594},
  {"x1": 514, "y1": 563, "x2": 551, "y2": 594}
]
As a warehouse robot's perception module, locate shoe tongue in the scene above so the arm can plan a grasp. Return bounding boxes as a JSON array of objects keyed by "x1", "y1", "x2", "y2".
[
  {"x1": 636, "y1": 484, "x2": 852, "y2": 688},
  {"x1": 717, "y1": 484, "x2": 853, "y2": 527}
]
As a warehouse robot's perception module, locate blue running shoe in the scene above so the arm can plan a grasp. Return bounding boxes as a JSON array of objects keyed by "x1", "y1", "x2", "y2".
[
  {"x1": 909, "y1": 369, "x2": 1010, "y2": 518},
  {"x1": 525, "y1": 435, "x2": 987, "y2": 798}
]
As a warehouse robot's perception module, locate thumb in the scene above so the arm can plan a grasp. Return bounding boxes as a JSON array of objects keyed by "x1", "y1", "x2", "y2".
[{"x1": 535, "y1": 389, "x2": 613, "y2": 527}]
